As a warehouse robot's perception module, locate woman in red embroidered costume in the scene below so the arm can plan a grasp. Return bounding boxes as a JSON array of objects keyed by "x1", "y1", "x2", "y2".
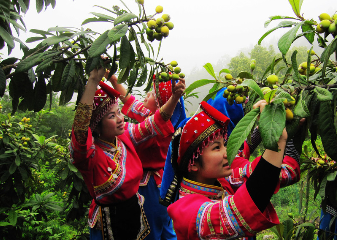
[
  {"x1": 161, "y1": 100, "x2": 300, "y2": 240},
  {"x1": 108, "y1": 72, "x2": 185, "y2": 240},
  {"x1": 69, "y1": 67, "x2": 184, "y2": 240}
]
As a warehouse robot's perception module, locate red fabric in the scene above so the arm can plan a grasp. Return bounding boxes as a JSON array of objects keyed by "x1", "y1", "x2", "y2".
[
  {"x1": 122, "y1": 95, "x2": 152, "y2": 122},
  {"x1": 153, "y1": 78, "x2": 172, "y2": 107},
  {"x1": 178, "y1": 101, "x2": 229, "y2": 166}
]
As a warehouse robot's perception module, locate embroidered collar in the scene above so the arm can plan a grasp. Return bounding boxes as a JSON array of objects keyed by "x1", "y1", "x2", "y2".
[
  {"x1": 179, "y1": 177, "x2": 227, "y2": 201},
  {"x1": 95, "y1": 137, "x2": 123, "y2": 163}
]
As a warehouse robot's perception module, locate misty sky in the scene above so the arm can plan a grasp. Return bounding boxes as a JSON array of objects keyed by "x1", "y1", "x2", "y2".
[{"x1": 3, "y1": 0, "x2": 337, "y2": 75}]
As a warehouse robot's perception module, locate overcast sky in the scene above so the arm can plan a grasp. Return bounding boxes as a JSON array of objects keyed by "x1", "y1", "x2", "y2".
[{"x1": 3, "y1": 0, "x2": 337, "y2": 75}]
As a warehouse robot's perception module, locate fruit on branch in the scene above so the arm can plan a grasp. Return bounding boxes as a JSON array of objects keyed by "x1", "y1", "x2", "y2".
[
  {"x1": 172, "y1": 74, "x2": 179, "y2": 80},
  {"x1": 227, "y1": 85, "x2": 236, "y2": 92},
  {"x1": 250, "y1": 62, "x2": 255, "y2": 71},
  {"x1": 329, "y1": 23, "x2": 336, "y2": 33},
  {"x1": 267, "y1": 74, "x2": 278, "y2": 84},
  {"x1": 285, "y1": 108, "x2": 294, "y2": 121},
  {"x1": 179, "y1": 73, "x2": 185, "y2": 78},
  {"x1": 155, "y1": 26, "x2": 162, "y2": 33},
  {"x1": 161, "y1": 72, "x2": 168, "y2": 80},
  {"x1": 161, "y1": 26, "x2": 169, "y2": 36},
  {"x1": 137, "y1": 0, "x2": 144, "y2": 5},
  {"x1": 319, "y1": 13, "x2": 331, "y2": 21},
  {"x1": 162, "y1": 14, "x2": 170, "y2": 22},
  {"x1": 316, "y1": 24, "x2": 325, "y2": 33},
  {"x1": 165, "y1": 22, "x2": 174, "y2": 30},
  {"x1": 155, "y1": 5, "x2": 163, "y2": 13},
  {"x1": 283, "y1": 96, "x2": 296, "y2": 106},
  {"x1": 170, "y1": 61, "x2": 178, "y2": 67},
  {"x1": 147, "y1": 19, "x2": 156, "y2": 29},
  {"x1": 225, "y1": 74, "x2": 233, "y2": 80},
  {"x1": 307, "y1": 49, "x2": 316, "y2": 55},
  {"x1": 174, "y1": 67, "x2": 181, "y2": 74},
  {"x1": 154, "y1": 32, "x2": 163, "y2": 40},
  {"x1": 146, "y1": 28, "x2": 154, "y2": 36},
  {"x1": 320, "y1": 20, "x2": 331, "y2": 29},
  {"x1": 261, "y1": 87, "x2": 271, "y2": 95},
  {"x1": 156, "y1": 17, "x2": 164, "y2": 27}
]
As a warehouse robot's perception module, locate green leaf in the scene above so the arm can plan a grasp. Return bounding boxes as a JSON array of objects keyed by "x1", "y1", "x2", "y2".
[
  {"x1": 8, "y1": 209, "x2": 17, "y2": 226},
  {"x1": 185, "y1": 79, "x2": 216, "y2": 96},
  {"x1": 45, "y1": 203, "x2": 63, "y2": 212},
  {"x1": 18, "y1": 167, "x2": 28, "y2": 181},
  {"x1": 33, "y1": 76, "x2": 47, "y2": 112},
  {"x1": 227, "y1": 108, "x2": 260, "y2": 163},
  {"x1": 85, "y1": 56, "x2": 101, "y2": 75},
  {"x1": 14, "y1": 155, "x2": 20, "y2": 166},
  {"x1": 0, "y1": 67, "x2": 6, "y2": 97},
  {"x1": 219, "y1": 68, "x2": 231, "y2": 75},
  {"x1": 9, "y1": 161, "x2": 17, "y2": 174},
  {"x1": 108, "y1": 24, "x2": 128, "y2": 42},
  {"x1": 82, "y1": 17, "x2": 109, "y2": 26},
  {"x1": 41, "y1": 35, "x2": 72, "y2": 46},
  {"x1": 119, "y1": 35, "x2": 131, "y2": 69},
  {"x1": 321, "y1": 37, "x2": 337, "y2": 77},
  {"x1": 136, "y1": 65, "x2": 147, "y2": 87},
  {"x1": 270, "y1": 224, "x2": 284, "y2": 239},
  {"x1": 283, "y1": 219, "x2": 294, "y2": 239},
  {"x1": 301, "y1": 22, "x2": 315, "y2": 44},
  {"x1": 36, "y1": 0, "x2": 44, "y2": 13},
  {"x1": 202, "y1": 88, "x2": 222, "y2": 102},
  {"x1": 114, "y1": 13, "x2": 137, "y2": 26},
  {"x1": 259, "y1": 102, "x2": 286, "y2": 151},
  {"x1": 327, "y1": 172, "x2": 337, "y2": 181},
  {"x1": 17, "y1": 0, "x2": 28, "y2": 13},
  {"x1": 237, "y1": 71, "x2": 253, "y2": 79},
  {"x1": 293, "y1": 90, "x2": 310, "y2": 118},
  {"x1": 0, "y1": 222, "x2": 12, "y2": 226},
  {"x1": 88, "y1": 30, "x2": 112, "y2": 57},
  {"x1": 51, "y1": 62, "x2": 65, "y2": 91},
  {"x1": 288, "y1": 0, "x2": 304, "y2": 17},
  {"x1": 90, "y1": 12, "x2": 115, "y2": 22},
  {"x1": 60, "y1": 168, "x2": 69, "y2": 180},
  {"x1": 16, "y1": 53, "x2": 43, "y2": 72},
  {"x1": 290, "y1": 50, "x2": 305, "y2": 85},
  {"x1": 60, "y1": 60, "x2": 76, "y2": 90},
  {"x1": 73, "y1": 178, "x2": 82, "y2": 191},
  {"x1": 319, "y1": 101, "x2": 337, "y2": 161},
  {"x1": 241, "y1": 79, "x2": 264, "y2": 99},
  {"x1": 117, "y1": 66, "x2": 131, "y2": 84},
  {"x1": 30, "y1": 28, "x2": 54, "y2": 35},
  {"x1": 68, "y1": 162, "x2": 78, "y2": 173},
  {"x1": 203, "y1": 63, "x2": 217, "y2": 80},
  {"x1": 258, "y1": 21, "x2": 296, "y2": 45},
  {"x1": 314, "y1": 87, "x2": 333, "y2": 101},
  {"x1": 35, "y1": 58, "x2": 54, "y2": 73},
  {"x1": 264, "y1": 89, "x2": 277, "y2": 103},
  {"x1": 0, "y1": 26, "x2": 14, "y2": 49},
  {"x1": 278, "y1": 22, "x2": 303, "y2": 55},
  {"x1": 26, "y1": 36, "x2": 46, "y2": 43}
]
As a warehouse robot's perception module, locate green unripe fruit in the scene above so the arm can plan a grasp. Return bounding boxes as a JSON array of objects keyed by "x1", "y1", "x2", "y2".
[
  {"x1": 147, "y1": 34, "x2": 155, "y2": 42},
  {"x1": 329, "y1": 23, "x2": 336, "y2": 33},
  {"x1": 273, "y1": 85, "x2": 278, "y2": 89},
  {"x1": 314, "y1": 67, "x2": 322, "y2": 73},
  {"x1": 261, "y1": 87, "x2": 271, "y2": 95},
  {"x1": 161, "y1": 72, "x2": 168, "y2": 79},
  {"x1": 235, "y1": 96, "x2": 244, "y2": 104},
  {"x1": 146, "y1": 28, "x2": 154, "y2": 36},
  {"x1": 320, "y1": 20, "x2": 331, "y2": 28},
  {"x1": 155, "y1": 5, "x2": 163, "y2": 13},
  {"x1": 155, "y1": 26, "x2": 162, "y2": 33},
  {"x1": 267, "y1": 74, "x2": 278, "y2": 84},
  {"x1": 161, "y1": 26, "x2": 169, "y2": 36},
  {"x1": 162, "y1": 14, "x2": 170, "y2": 22},
  {"x1": 310, "y1": 65, "x2": 316, "y2": 73},
  {"x1": 225, "y1": 74, "x2": 233, "y2": 80},
  {"x1": 307, "y1": 49, "x2": 315, "y2": 55},
  {"x1": 319, "y1": 13, "x2": 331, "y2": 21},
  {"x1": 251, "y1": 59, "x2": 256, "y2": 64},
  {"x1": 316, "y1": 24, "x2": 325, "y2": 33},
  {"x1": 137, "y1": 0, "x2": 144, "y2": 4},
  {"x1": 287, "y1": 79, "x2": 293, "y2": 83},
  {"x1": 154, "y1": 32, "x2": 163, "y2": 41},
  {"x1": 168, "y1": 65, "x2": 173, "y2": 71},
  {"x1": 165, "y1": 22, "x2": 174, "y2": 30},
  {"x1": 147, "y1": 20, "x2": 156, "y2": 29},
  {"x1": 156, "y1": 18, "x2": 164, "y2": 27},
  {"x1": 223, "y1": 90, "x2": 230, "y2": 97},
  {"x1": 179, "y1": 73, "x2": 185, "y2": 78},
  {"x1": 300, "y1": 62, "x2": 308, "y2": 69},
  {"x1": 227, "y1": 85, "x2": 236, "y2": 92},
  {"x1": 250, "y1": 63, "x2": 255, "y2": 71},
  {"x1": 236, "y1": 85, "x2": 244, "y2": 93},
  {"x1": 333, "y1": 14, "x2": 337, "y2": 21},
  {"x1": 298, "y1": 67, "x2": 305, "y2": 74},
  {"x1": 174, "y1": 67, "x2": 181, "y2": 74},
  {"x1": 236, "y1": 78, "x2": 243, "y2": 84},
  {"x1": 227, "y1": 98, "x2": 234, "y2": 105},
  {"x1": 318, "y1": 159, "x2": 325, "y2": 165},
  {"x1": 170, "y1": 61, "x2": 178, "y2": 67},
  {"x1": 172, "y1": 74, "x2": 179, "y2": 80}
]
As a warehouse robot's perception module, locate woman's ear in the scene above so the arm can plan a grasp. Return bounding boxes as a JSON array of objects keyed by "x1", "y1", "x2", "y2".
[{"x1": 190, "y1": 163, "x2": 200, "y2": 172}]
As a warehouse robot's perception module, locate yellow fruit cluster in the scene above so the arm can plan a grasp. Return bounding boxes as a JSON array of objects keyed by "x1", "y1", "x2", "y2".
[
  {"x1": 156, "y1": 60, "x2": 185, "y2": 82},
  {"x1": 223, "y1": 84, "x2": 249, "y2": 105},
  {"x1": 21, "y1": 117, "x2": 31, "y2": 122},
  {"x1": 298, "y1": 62, "x2": 320, "y2": 76},
  {"x1": 146, "y1": 6, "x2": 174, "y2": 42},
  {"x1": 316, "y1": 13, "x2": 337, "y2": 36}
]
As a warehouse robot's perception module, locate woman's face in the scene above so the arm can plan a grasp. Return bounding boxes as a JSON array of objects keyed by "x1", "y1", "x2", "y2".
[
  {"x1": 143, "y1": 91, "x2": 158, "y2": 113},
  {"x1": 193, "y1": 137, "x2": 232, "y2": 185},
  {"x1": 99, "y1": 104, "x2": 125, "y2": 142}
]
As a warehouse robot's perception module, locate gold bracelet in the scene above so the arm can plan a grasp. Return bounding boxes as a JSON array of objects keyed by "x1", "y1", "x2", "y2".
[{"x1": 160, "y1": 107, "x2": 171, "y2": 121}]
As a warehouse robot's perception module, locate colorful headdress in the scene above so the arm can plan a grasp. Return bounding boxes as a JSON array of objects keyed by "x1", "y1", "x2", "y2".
[
  {"x1": 153, "y1": 74, "x2": 173, "y2": 107},
  {"x1": 160, "y1": 101, "x2": 230, "y2": 206},
  {"x1": 90, "y1": 81, "x2": 120, "y2": 130}
]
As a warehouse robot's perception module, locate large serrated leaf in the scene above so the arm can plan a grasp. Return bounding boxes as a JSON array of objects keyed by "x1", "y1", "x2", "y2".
[
  {"x1": 314, "y1": 87, "x2": 333, "y2": 101},
  {"x1": 320, "y1": 37, "x2": 337, "y2": 77},
  {"x1": 88, "y1": 30, "x2": 112, "y2": 57},
  {"x1": 136, "y1": 65, "x2": 147, "y2": 87},
  {"x1": 30, "y1": 29, "x2": 54, "y2": 36},
  {"x1": 241, "y1": 79, "x2": 264, "y2": 99},
  {"x1": 108, "y1": 24, "x2": 128, "y2": 42},
  {"x1": 227, "y1": 108, "x2": 260, "y2": 163},
  {"x1": 60, "y1": 60, "x2": 76, "y2": 90},
  {"x1": 293, "y1": 90, "x2": 310, "y2": 118},
  {"x1": 119, "y1": 35, "x2": 131, "y2": 69},
  {"x1": 16, "y1": 53, "x2": 43, "y2": 72},
  {"x1": 278, "y1": 22, "x2": 303, "y2": 55},
  {"x1": 0, "y1": 26, "x2": 14, "y2": 49},
  {"x1": 185, "y1": 79, "x2": 217, "y2": 96},
  {"x1": 259, "y1": 102, "x2": 286, "y2": 151},
  {"x1": 288, "y1": 0, "x2": 304, "y2": 17},
  {"x1": 90, "y1": 12, "x2": 115, "y2": 22},
  {"x1": 51, "y1": 62, "x2": 65, "y2": 91},
  {"x1": 114, "y1": 13, "x2": 137, "y2": 26},
  {"x1": 33, "y1": 76, "x2": 47, "y2": 112},
  {"x1": 0, "y1": 67, "x2": 6, "y2": 97},
  {"x1": 118, "y1": 67, "x2": 131, "y2": 84},
  {"x1": 301, "y1": 23, "x2": 315, "y2": 44},
  {"x1": 237, "y1": 71, "x2": 253, "y2": 79},
  {"x1": 319, "y1": 101, "x2": 337, "y2": 161},
  {"x1": 36, "y1": 0, "x2": 44, "y2": 13},
  {"x1": 35, "y1": 58, "x2": 54, "y2": 73},
  {"x1": 203, "y1": 63, "x2": 217, "y2": 80},
  {"x1": 258, "y1": 21, "x2": 296, "y2": 45},
  {"x1": 41, "y1": 35, "x2": 72, "y2": 46}
]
